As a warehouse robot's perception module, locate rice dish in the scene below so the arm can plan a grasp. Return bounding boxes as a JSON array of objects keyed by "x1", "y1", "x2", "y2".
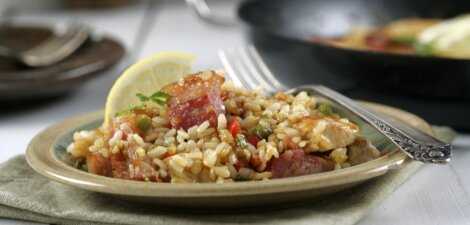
[{"x1": 66, "y1": 70, "x2": 381, "y2": 183}]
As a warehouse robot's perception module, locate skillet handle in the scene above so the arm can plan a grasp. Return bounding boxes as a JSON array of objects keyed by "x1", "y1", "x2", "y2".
[{"x1": 185, "y1": 0, "x2": 238, "y2": 26}]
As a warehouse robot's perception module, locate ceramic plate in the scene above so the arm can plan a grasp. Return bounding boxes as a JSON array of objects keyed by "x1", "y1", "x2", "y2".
[{"x1": 26, "y1": 102, "x2": 433, "y2": 209}]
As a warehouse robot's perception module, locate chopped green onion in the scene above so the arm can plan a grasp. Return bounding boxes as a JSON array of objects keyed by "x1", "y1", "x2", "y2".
[
  {"x1": 236, "y1": 134, "x2": 248, "y2": 148},
  {"x1": 317, "y1": 103, "x2": 333, "y2": 116},
  {"x1": 252, "y1": 123, "x2": 272, "y2": 140},
  {"x1": 137, "y1": 116, "x2": 151, "y2": 131}
]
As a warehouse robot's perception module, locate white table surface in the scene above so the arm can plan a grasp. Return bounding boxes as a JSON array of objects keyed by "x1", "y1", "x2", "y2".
[{"x1": 0, "y1": 1, "x2": 469, "y2": 224}]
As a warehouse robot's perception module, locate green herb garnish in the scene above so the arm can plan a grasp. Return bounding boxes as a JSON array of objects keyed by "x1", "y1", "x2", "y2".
[
  {"x1": 236, "y1": 134, "x2": 248, "y2": 148},
  {"x1": 136, "y1": 93, "x2": 150, "y2": 102},
  {"x1": 252, "y1": 123, "x2": 272, "y2": 140},
  {"x1": 151, "y1": 91, "x2": 172, "y2": 98},
  {"x1": 317, "y1": 103, "x2": 333, "y2": 116},
  {"x1": 114, "y1": 91, "x2": 172, "y2": 117},
  {"x1": 136, "y1": 91, "x2": 172, "y2": 106},
  {"x1": 115, "y1": 104, "x2": 146, "y2": 117}
]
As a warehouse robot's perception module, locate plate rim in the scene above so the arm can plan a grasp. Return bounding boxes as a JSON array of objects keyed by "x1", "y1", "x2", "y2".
[{"x1": 25, "y1": 101, "x2": 433, "y2": 198}]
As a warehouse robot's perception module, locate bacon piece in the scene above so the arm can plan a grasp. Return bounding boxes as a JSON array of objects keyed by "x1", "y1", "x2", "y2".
[
  {"x1": 162, "y1": 71, "x2": 225, "y2": 130},
  {"x1": 87, "y1": 152, "x2": 112, "y2": 177},
  {"x1": 110, "y1": 152, "x2": 129, "y2": 179},
  {"x1": 100, "y1": 110, "x2": 162, "y2": 182},
  {"x1": 270, "y1": 149, "x2": 335, "y2": 178}
]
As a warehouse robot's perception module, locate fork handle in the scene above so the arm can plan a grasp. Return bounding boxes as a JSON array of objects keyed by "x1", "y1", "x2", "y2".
[{"x1": 295, "y1": 85, "x2": 452, "y2": 164}]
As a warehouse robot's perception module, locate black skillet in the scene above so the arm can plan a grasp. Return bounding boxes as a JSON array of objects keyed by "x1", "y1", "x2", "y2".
[
  {"x1": 238, "y1": 0, "x2": 470, "y2": 99},
  {"x1": 237, "y1": 0, "x2": 470, "y2": 130}
]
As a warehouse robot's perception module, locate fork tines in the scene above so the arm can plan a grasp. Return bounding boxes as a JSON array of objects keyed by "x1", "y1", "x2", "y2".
[{"x1": 218, "y1": 45, "x2": 286, "y2": 94}]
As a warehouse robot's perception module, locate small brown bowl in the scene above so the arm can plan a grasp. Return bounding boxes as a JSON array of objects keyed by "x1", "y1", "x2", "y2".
[{"x1": 0, "y1": 25, "x2": 125, "y2": 102}]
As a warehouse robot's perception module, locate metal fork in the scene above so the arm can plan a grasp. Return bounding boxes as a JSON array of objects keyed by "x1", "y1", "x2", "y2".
[
  {"x1": 218, "y1": 45, "x2": 452, "y2": 164},
  {"x1": 0, "y1": 23, "x2": 90, "y2": 67}
]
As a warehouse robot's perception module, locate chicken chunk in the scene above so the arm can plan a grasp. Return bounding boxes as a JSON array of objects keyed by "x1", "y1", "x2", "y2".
[
  {"x1": 294, "y1": 116, "x2": 360, "y2": 152},
  {"x1": 347, "y1": 136, "x2": 381, "y2": 166}
]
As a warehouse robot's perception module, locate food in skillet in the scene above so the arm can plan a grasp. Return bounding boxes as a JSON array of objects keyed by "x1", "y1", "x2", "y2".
[
  {"x1": 312, "y1": 14, "x2": 470, "y2": 59},
  {"x1": 65, "y1": 54, "x2": 381, "y2": 183}
]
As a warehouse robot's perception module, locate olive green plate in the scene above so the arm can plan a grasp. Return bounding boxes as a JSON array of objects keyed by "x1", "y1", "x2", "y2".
[{"x1": 25, "y1": 102, "x2": 433, "y2": 210}]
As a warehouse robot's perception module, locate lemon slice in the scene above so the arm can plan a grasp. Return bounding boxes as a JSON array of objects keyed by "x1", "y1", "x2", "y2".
[
  {"x1": 419, "y1": 14, "x2": 470, "y2": 58},
  {"x1": 104, "y1": 52, "x2": 195, "y2": 124}
]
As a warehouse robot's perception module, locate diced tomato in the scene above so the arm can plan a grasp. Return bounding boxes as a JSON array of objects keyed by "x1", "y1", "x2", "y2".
[
  {"x1": 250, "y1": 153, "x2": 262, "y2": 168},
  {"x1": 247, "y1": 135, "x2": 260, "y2": 147},
  {"x1": 234, "y1": 158, "x2": 250, "y2": 171},
  {"x1": 227, "y1": 117, "x2": 241, "y2": 138}
]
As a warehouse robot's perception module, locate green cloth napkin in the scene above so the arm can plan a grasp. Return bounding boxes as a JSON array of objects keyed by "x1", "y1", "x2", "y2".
[{"x1": 0, "y1": 126, "x2": 456, "y2": 225}]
